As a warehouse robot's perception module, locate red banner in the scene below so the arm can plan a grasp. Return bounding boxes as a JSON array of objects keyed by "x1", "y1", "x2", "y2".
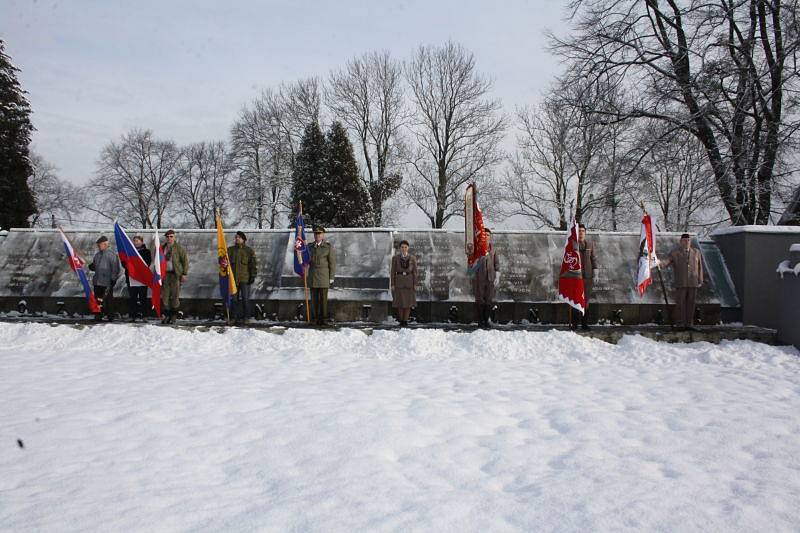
[{"x1": 558, "y1": 219, "x2": 585, "y2": 314}]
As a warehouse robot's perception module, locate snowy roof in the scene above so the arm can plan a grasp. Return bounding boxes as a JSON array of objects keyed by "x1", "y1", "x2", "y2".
[
  {"x1": 790, "y1": 244, "x2": 800, "y2": 253},
  {"x1": 712, "y1": 225, "x2": 800, "y2": 237}
]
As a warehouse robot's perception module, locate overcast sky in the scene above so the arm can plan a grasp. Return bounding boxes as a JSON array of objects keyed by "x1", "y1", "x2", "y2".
[{"x1": 3, "y1": 0, "x2": 570, "y2": 225}]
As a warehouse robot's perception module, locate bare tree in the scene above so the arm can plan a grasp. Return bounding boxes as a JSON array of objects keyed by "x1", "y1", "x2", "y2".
[
  {"x1": 404, "y1": 42, "x2": 506, "y2": 228},
  {"x1": 177, "y1": 141, "x2": 234, "y2": 228},
  {"x1": 503, "y1": 76, "x2": 623, "y2": 230},
  {"x1": 636, "y1": 124, "x2": 724, "y2": 231},
  {"x1": 27, "y1": 152, "x2": 80, "y2": 227},
  {"x1": 552, "y1": 0, "x2": 800, "y2": 225},
  {"x1": 327, "y1": 50, "x2": 406, "y2": 225},
  {"x1": 88, "y1": 129, "x2": 183, "y2": 228},
  {"x1": 230, "y1": 79, "x2": 321, "y2": 228}
]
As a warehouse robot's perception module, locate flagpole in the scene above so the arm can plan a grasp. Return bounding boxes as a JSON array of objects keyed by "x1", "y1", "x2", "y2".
[{"x1": 299, "y1": 201, "x2": 311, "y2": 323}]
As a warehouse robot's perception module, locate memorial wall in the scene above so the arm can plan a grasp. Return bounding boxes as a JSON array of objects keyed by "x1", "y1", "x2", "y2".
[{"x1": 0, "y1": 228, "x2": 738, "y2": 322}]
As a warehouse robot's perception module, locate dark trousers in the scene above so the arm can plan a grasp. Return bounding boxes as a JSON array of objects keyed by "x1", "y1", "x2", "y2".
[
  {"x1": 234, "y1": 283, "x2": 251, "y2": 321},
  {"x1": 675, "y1": 287, "x2": 697, "y2": 326},
  {"x1": 310, "y1": 288, "x2": 328, "y2": 324},
  {"x1": 572, "y1": 278, "x2": 593, "y2": 327},
  {"x1": 475, "y1": 304, "x2": 492, "y2": 326},
  {"x1": 94, "y1": 285, "x2": 113, "y2": 318},
  {"x1": 128, "y1": 285, "x2": 148, "y2": 318}
]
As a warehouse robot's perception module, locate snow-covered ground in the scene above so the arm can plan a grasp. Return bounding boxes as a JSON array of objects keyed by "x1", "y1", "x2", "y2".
[{"x1": 1, "y1": 323, "x2": 799, "y2": 532}]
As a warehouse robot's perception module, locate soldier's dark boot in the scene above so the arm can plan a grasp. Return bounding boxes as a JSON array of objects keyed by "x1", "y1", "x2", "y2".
[
  {"x1": 161, "y1": 310, "x2": 171, "y2": 324},
  {"x1": 581, "y1": 314, "x2": 590, "y2": 331},
  {"x1": 168, "y1": 309, "x2": 178, "y2": 324}
]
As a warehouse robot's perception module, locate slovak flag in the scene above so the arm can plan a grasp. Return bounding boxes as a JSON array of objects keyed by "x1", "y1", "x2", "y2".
[
  {"x1": 637, "y1": 213, "x2": 658, "y2": 296},
  {"x1": 293, "y1": 206, "x2": 311, "y2": 277},
  {"x1": 557, "y1": 218, "x2": 585, "y2": 314},
  {"x1": 151, "y1": 230, "x2": 165, "y2": 316},
  {"x1": 57, "y1": 228, "x2": 101, "y2": 313},
  {"x1": 114, "y1": 222, "x2": 155, "y2": 287}
]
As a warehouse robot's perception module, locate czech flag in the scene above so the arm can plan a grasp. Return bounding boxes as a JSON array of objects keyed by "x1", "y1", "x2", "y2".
[
  {"x1": 216, "y1": 212, "x2": 237, "y2": 308},
  {"x1": 293, "y1": 206, "x2": 310, "y2": 277},
  {"x1": 114, "y1": 222, "x2": 155, "y2": 287},
  {"x1": 57, "y1": 228, "x2": 101, "y2": 314}
]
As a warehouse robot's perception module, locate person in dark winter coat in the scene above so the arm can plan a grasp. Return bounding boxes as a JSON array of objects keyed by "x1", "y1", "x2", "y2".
[
  {"x1": 572, "y1": 224, "x2": 598, "y2": 330},
  {"x1": 308, "y1": 227, "x2": 335, "y2": 325},
  {"x1": 125, "y1": 235, "x2": 151, "y2": 321},
  {"x1": 659, "y1": 233, "x2": 704, "y2": 329},
  {"x1": 161, "y1": 229, "x2": 189, "y2": 324},
  {"x1": 391, "y1": 240, "x2": 417, "y2": 326},
  {"x1": 473, "y1": 229, "x2": 500, "y2": 327},
  {"x1": 89, "y1": 235, "x2": 120, "y2": 321},
  {"x1": 227, "y1": 231, "x2": 257, "y2": 325}
]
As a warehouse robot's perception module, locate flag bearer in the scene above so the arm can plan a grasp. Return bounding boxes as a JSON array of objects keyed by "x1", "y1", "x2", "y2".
[
  {"x1": 89, "y1": 235, "x2": 120, "y2": 321},
  {"x1": 161, "y1": 229, "x2": 189, "y2": 324},
  {"x1": 308, "y1": 226, "x2": 335, "y2": 326},
  {"x1": 659, "y1": 233, "x2": 704, "y2": 330},
  {"x1": 227, "y1": 231, "x2": 257, "y2": 325}
]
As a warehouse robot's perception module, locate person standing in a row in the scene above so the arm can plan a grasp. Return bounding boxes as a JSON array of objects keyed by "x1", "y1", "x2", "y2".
[
  {"x1": 573, "y1": 224, "x2": 598, "y2": 331},
  {"x1": 162, "y1": 229, "x2": 189, "y2": 324},
  {"x1": 659, "y1": 233, "x2": 704, "y2": 330},
  {"x1": 89, "y1": 235, "x2": 120, "y2": 322},
  {"x1": 391, "y1": 240, "x2": 417, "y2": 327},
  {"x1": 308, "y1": 227, "x2": 335, "y2": 326},
  {"x1": 473, "y1": 228, "x2": 500, "y2": 327},
  {"x1": 228, "y1": 231, "x2": 257, "y2": 325},
  {"x1": 125, "y1": 235, "x2": 151, "y2": 321}
]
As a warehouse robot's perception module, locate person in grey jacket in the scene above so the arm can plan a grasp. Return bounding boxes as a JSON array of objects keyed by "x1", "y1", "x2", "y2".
[{"x1": 89, "y1": 235, "x2": 120, "y2": 321}]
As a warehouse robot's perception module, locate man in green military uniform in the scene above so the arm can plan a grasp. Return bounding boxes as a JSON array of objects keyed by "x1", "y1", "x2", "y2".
[
  {"x1": 308, "y1": 226, "x2": 335, "y2": 325},
  {"x1": 161, "y1": 229, "x2": 189, "y2": 324},
  {"x1": 228, "y1": 230, "x2": 257, "y2": 325}
]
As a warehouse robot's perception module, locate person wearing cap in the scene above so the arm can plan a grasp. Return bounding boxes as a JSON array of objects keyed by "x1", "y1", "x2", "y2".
[
  {"x1": 659, "y1": 233, "x2": 704, "y2": 330},
  {"x1": 472, "y1": 228, "x2": 500, "y2": 327},
  {"x1": 89, "y1": 235, "x2": 120, "y2": 321},
  {"x1": 308, "y1": 226, "x2": 336, "y2": 325},
  {"x1": 125, "y1": 235, "x2": 151, "y2": 321},
  {"x1": 227, "y1": 230, "x2": 257, "y2": 325},
  {"x1": 572, "y1": 223, "x2": 598, "y2": 331},
  {"x1": 161, "y1": 229, "x2": 189, "y2": 324},
  {"x1": 391, "y1": 239, "x2": 417, "y2": 327}
]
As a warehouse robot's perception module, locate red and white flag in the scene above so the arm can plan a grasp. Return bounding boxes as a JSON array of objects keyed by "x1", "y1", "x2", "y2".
[
  {"x1": 558, "y1": 218, "x2": 585, "y2": 314},
  {"x1": 151, "y1": 229, "x2": 166, "y2": 316},
  {"x1": 637, "y1": 213, "x2": 658, "y2": 296}
]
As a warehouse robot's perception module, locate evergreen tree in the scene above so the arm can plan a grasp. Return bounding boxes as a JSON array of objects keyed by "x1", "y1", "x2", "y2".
[
  {"x1": 289, "y1": 121, "x2": 327, "y2": 228},
  {"x1": 0, "y1": 40, "x2": 36, "y2": 229},
  {"x1": 324, "y1": 122, "x2": 373, "y2": 227}
]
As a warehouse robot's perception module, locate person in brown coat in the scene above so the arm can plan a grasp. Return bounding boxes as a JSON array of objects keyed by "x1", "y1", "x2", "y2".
[
  {"x1": 391, "y1": 240, "x2": 417, "y2": 327},
  {"x1": 573, "y1": 223, "x2": 598, "y2": 330},
  {"x1": 659, "y1": 233, "x2": 704, "y2": 329},
  {"x1": 308, "y1": 226, "x2": 336, "y2": 325},
  {"x1": 473, "y1": 229, "x2": 500, "y2": 327}
]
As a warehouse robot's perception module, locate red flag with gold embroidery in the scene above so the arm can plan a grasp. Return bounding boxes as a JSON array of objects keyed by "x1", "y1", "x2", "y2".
[{"x1": 464, "y1": 183, "x2": 488, "y2": 270}]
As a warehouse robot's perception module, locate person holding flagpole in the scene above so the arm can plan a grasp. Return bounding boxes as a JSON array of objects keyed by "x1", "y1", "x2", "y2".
[
  {"x1": 658, "y1": 233, "x2": 704, "y2": 330},
  {"x1": 161, "y1": 229, "x2": 189, "y2": 324},
  {"x1": 124, "y1": 236, "x2": 151, "y2": 321},
  {"x1": 472, "y1": 229, "x2": 499, "y2": 327},
  {"x1": 89, "y1": 235, "x2": 121, "y2": 321},
  {"x1": 308, "y1": 226, "x2": 335, "y2": 326},
  {"x1": 228, "y1": 231, "x2": 256, "y2": 325},
  {"x1": 573, "y1": 224, "x2": 598, "y2": 330}
]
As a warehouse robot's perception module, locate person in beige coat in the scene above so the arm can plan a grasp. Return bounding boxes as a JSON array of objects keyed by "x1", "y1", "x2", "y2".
[
  {"x1": 391, "y1": 240, "x2": 417, "y2": 327},
  {"x1": 659, "y1": 233, "x2": 704, "y2": 329},
  {"x1": 473, "y1": 229, "x2": 500, "y2": 327}
]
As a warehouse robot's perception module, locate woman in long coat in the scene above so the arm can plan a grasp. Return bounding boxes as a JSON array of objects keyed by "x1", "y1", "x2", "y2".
[{"x1": 391, "y1": 240, "x2": 417, "y2": 326}]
